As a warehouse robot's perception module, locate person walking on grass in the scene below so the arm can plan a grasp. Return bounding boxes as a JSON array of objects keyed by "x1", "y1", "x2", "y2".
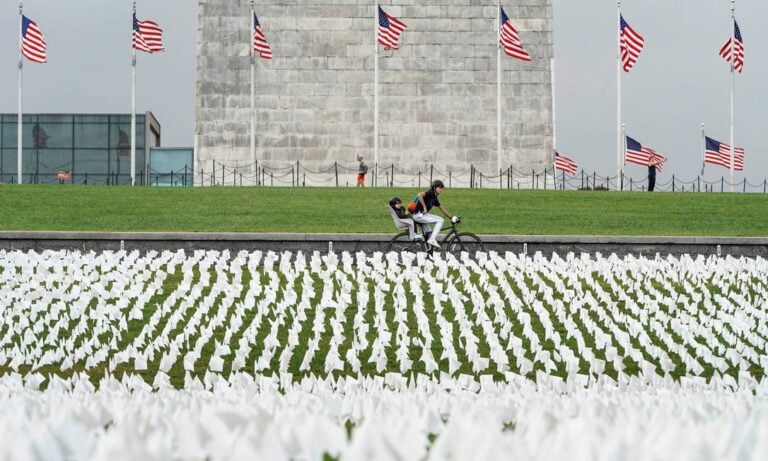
[
  {"x1": 411, "y1": 180, "x2": 458, "y2": 248},
  {"x1": 648, "y1": 156, "x2": 662, "y2": 192},
  {"x1": 356, "y1": 155, "x2": 368, "y2": 187}
]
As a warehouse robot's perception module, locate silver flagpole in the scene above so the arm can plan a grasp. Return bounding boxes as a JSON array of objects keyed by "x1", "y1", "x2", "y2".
[
  {"x1": 700, "y1": 123, "x2": 706, "y2": 176},
  {"x1": 497, "y1": 2, "x2": 502, "y2": 177},
  {"x1": 621, "y1": 123, "x2": 626, "y2": 176},
  {"x1": 551, "y1": 58, "x2": 556, "y2": 154},
  {"x1": 131, "y1": 1, "x2": 137, "y2": 186},
  {"x1": 250, "y1": 1, "x2": 256, "y2": 181},
  {"x1": 551, "y1": 57, "x2": 556, "y2": 188},
  {"x1": 616, "y1": 1, "x2": 623, "y2": 190},
  {"x1": 17, "y1": 1, "x2": 23, "y2": 185},
  {"x1": 374, "y1": 4, "x2": 379, "y2": 187},
  {"x1": 729, "y1": 0, "x2": 735, "y2": 192}
]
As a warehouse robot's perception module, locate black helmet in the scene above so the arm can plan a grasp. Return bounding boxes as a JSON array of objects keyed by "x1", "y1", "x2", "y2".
[
  {"x1": 389, "y1": 196, "x2": 402, "y2": 207},
  {"x1": 431, "y1": 179, "x2": 445, "y2": 189}
]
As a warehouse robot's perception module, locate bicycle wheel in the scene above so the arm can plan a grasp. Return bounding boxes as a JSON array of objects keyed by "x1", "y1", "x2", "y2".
[
  {"x1": 447, "y1": 232, "x2": 485, "y2": 254},
  {"x1": 386, "y1": 232, "x2": 424, "y2": 253}
]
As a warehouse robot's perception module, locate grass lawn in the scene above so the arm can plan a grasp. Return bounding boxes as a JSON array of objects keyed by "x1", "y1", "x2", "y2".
[{"x1": 0, "y1": 185, "x2": 766, "y2": 236}]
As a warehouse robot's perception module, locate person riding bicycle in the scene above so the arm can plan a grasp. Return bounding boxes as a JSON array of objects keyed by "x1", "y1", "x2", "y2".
[
  {"x1": 411, "y1": 180, "x2": 458, "y2": 248},
  {"x1": 388, "y1": 196, "x2": 423, "y2": 241}
]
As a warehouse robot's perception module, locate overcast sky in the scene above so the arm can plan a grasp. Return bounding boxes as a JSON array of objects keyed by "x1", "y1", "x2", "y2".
[{"x1": 1, "y1": 0, "x2": 765, "y2": 184}]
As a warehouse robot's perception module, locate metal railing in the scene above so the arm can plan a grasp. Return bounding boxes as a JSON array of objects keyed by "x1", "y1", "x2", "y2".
[
  {"x1": 2, "y1": 162, "x2": 766, "y2": 193},
  {"x1": 191, "y1": 161, "x2": 768, "y2": 193}
]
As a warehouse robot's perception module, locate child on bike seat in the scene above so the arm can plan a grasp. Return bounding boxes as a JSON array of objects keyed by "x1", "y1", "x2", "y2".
[
  {"x1": 389, "y1": 197, "x2": 423, "y2": 241},
  {"x1": 412, "y1": 180, "x2": 458, "y2": 248}
]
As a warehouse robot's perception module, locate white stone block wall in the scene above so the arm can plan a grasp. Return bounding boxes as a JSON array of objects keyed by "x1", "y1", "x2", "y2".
[{"x1": 196, "y1": 0, "x2": 553, "y2": 185}]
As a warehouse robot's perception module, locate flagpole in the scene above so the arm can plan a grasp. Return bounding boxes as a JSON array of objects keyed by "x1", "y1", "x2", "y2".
[
  {"x1": 497, "y1": 2, "x2": 502, "y2": 177},
  {"x1": 250, "y1": 1, "x2": 256, "y2": 181},
  {"x1": 729, "y1": 0, "x2": 735, "y2": 193},
  {"x1": 131, "y1": 1, "x2": 137, "y2": 186},
  {"x1": 17, "y1": 1, "x2": 23, "y2": 185},
  {"x1": 700, "y1": 123, "x2": 706, "y2": 176},
  {"x1": 551, "y1": 56, "x2": 556, "y2": 188},
  {"x1": 374, "y1": 4, "x2": 379, "y2": 187},
  {"x1": 621, "y1": 123, "x2": 626, "y2": 175},
  {"x1": 551, "y1": 57, "x2": 556, "y2": 153},
  {"x1": 616, "y1": 1, "x2": 623, "y2": 190}
]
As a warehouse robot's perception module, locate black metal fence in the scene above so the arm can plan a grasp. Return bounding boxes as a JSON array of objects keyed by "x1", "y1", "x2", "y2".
[
  {"x1": 0, "y1": 165, "x2": 194, "y2": 187},
  {"x1": 3, "y1": 161, "x2": 767, "y2": 193},
  {"x1": 192, "y1": 161, "x2": 767, "y2": 193}
]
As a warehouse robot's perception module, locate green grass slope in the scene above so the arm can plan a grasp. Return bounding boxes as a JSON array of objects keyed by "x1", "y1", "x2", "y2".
[{"x1": 0, "y1": 185, "x2": 766, "y2": 236}]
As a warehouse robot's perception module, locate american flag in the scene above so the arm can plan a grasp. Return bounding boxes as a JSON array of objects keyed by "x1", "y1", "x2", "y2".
[
  {"x1": 253, "y1": 13, "x2": 272, "y2": 59},
  {"x1": 378, "y1": 6, "x2": 407, "y2": 51},
  {"x1": 500, "y1": 7, "x2": 531, "y2": 62},
  {"x1": 719, "y1": 21, "x2": 744, "y2": 73},
  {"x1": 554, "y1": 152, "x2": 578, "y2": 175},
  {"x1": 620, "y1": 15, "x2": 644, "y2": 72},
  {"x1": 21, "y1": 15, "x2": 47, "y2": 64},
  {"x1": 133, "y1": 13, "x2": 164, "y2": 53},
  {"x1": 626, "y1": 136, "x2": 666, "y2": 173},
  {"x1": 705, "y1": 136, "x2": 744, "y2": 171}
]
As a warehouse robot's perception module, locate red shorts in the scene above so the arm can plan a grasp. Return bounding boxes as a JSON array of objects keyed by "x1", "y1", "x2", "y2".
[{"x1": 357, "y1": 173, "x2": 365, "y2": 182}]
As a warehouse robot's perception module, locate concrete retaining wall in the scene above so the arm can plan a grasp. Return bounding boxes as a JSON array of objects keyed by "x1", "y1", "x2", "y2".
[{"x1": 0, "y1": 232, "x2": 765, "y2": 258}]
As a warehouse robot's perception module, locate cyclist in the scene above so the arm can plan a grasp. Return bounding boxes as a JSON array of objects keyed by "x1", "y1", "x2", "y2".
[
  {"x1": 411, "y1": 180, "x2": 458, "y2": 248},
  {"x1": 388, "y1": 196, "x2": 422, "y2": 241}
]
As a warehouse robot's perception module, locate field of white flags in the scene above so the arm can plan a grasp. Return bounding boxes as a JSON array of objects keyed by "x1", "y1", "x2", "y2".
[{"x1": 2, "y1": 249, "x2": 768, "y2": 460}]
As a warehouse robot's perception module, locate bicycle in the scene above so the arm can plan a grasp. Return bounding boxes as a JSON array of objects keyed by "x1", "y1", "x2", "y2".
[{"x1": 386, "y1": 217, "x2": 485, "y2": 254}]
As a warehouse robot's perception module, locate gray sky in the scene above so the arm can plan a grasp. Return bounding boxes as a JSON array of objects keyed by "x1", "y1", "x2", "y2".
[
  {"x1": 555, "y1": 0, "x2": 767, "y2": 185},
  {"x1": 0, "y1": 0, "x2": 196, "y2": 148},
  {"x1": 1, "y1": 0, "x2": 765, "y2": 184}
]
